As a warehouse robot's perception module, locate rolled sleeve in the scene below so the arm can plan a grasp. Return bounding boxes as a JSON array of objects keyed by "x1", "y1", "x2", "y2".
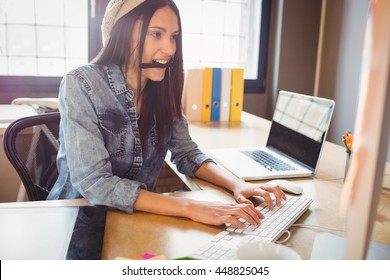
[{"x1": 169, "y1": 116, "x2": 215, "y2": 177}]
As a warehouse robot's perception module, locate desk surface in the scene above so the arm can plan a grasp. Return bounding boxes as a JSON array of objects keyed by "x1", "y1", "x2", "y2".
[
  {"x1": 1, "y1": 112, "x2": 389, "y2": 260},
  {"x1": 100, "y1": 180, "x2": 390, "y2": 260},
  {"x1": 0, "y1": 104, "x2": 36, "y2": 132},
  {"x1": 1, "y1": 183, "x2": 389, "y2": 260}
]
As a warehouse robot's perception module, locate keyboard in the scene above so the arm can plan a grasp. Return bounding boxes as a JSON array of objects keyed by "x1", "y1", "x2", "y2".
[
  {"x1": 241, "y1": 150, "x2": 296, "y2": 171},
  {"x1": 190, "y1": 196, "x2": 313, "y2": 260}
]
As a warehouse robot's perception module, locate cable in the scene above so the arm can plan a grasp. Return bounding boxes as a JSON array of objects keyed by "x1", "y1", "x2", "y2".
[
  {"x1": 275, "y1": 230, "x2": 291, "y2": 244},
  {"x1": 275, "y1": 224, "x2": 345, "y2": 244},
  {"x1": 291, "y1": 223, "x2": 345, "y2": 232}
]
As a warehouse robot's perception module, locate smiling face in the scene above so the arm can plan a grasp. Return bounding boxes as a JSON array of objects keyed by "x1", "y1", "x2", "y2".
[{"x1": 126, "y1": 5, "x2": 179, "y2": 92}]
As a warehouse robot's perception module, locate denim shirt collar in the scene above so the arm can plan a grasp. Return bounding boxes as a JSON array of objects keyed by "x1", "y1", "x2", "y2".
[{"x1": 104, "y1": 64, "x2": 134, "y2": 98}]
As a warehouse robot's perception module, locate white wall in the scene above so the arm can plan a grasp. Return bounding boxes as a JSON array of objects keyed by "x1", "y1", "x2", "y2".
[
  {"x1": 245, "y1": 0, "x2": 322, "y2": 117},
  {"x1": 317, "y1": 0, "x2": 368, "y2": 147},
  {"x1": 317, "y1": 0, "x2": 390, "y2": 162}
]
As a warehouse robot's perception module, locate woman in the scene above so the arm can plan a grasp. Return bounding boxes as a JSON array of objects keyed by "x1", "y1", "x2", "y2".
[{"x1": 48, "y1": 0, "x2": 285, "y2": 228}]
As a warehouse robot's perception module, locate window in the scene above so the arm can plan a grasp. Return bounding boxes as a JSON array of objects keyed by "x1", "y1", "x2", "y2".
[
  {"x1": 176, "y1": 0, "x2": 271, "y2": 92},
  {"x1": 0, "y1": 0, "x2": 105, "y2": 98},
  {"x1": 0, "y1": 0, "x2": 270, "y2": 98},
  {"x1": 0, "y1": 0, "x2": 88, "y2": 76}
]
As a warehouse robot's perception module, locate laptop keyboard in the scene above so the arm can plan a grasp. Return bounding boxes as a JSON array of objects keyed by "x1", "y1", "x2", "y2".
[
  {"x1": 190, "y1": 196, "x2": 313, "y2": 260},
  {"x1": 242, "y1": 150, "x2": 296, "y2": 171}
]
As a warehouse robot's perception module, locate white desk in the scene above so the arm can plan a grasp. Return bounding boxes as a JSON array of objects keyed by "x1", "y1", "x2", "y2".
[{"x1": 0, "y1": 199, "x2": 94, "y2": 260}]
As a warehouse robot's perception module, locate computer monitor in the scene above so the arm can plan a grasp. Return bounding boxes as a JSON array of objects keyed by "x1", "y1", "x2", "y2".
[{"x1": 311, "y1": 0, "x2": 390, "y2": 260}]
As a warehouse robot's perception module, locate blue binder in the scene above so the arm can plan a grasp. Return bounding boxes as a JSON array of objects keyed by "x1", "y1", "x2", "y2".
[{"x1": 211, "y1": 68, "x2": 222, "y2": 121}]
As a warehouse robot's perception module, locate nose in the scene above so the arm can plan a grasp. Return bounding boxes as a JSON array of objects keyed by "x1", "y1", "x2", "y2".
[{"x1": 161, "y1": 37, "x2": 176, "y2": 56}]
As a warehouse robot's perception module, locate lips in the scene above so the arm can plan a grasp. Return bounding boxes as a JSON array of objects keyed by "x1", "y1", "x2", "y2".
[
  {"x1": 152, "y1": 59, "x2": 170, "y2": 65},
  {"x1": 139, "y1": 58, "x2": 173, "y2": 69}
]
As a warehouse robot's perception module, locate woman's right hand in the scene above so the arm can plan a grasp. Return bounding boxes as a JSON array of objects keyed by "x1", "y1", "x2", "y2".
[{"x1": 185, "y1": 200, "x2": 263, "y2": 228}]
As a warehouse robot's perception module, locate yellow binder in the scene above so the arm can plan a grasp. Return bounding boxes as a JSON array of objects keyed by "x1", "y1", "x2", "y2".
[
  {"x1": 201, "y1": 67, "x2": 213, "y2": 122},
  {"x1": 229, "y1": 68, "x2": 244, "y2": 122}
]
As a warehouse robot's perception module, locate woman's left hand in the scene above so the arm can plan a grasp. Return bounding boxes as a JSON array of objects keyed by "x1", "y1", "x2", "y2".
[
  {"x1": 194, "y1": 162, "x2": 286, "y2": 210},
  {"x1": 232, "y1": 181, "x2": 286, "y2": 210}
]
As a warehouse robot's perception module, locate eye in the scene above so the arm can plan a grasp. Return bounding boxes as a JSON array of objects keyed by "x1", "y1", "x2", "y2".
[
  {"x1": 171, "y1": 33, "x2": 179, "y2": 41},
  {"x1": 150, "y1": 31, "x2": 162, "y2": 39}
]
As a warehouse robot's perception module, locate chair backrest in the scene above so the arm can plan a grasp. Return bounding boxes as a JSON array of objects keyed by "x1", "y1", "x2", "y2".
[{"x1": 3, "y1": 112, "x2": 60, "y2": 201}]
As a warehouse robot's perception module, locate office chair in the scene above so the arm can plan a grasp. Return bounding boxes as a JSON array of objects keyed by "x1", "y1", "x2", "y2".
[{"x1": 3, "y1": 112, "x2": 60, "y2": 201}]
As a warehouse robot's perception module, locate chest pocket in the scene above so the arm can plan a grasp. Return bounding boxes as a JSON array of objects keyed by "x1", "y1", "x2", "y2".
[{"x1": 98, "y1": 112, "x2": 132, "y2": 158}]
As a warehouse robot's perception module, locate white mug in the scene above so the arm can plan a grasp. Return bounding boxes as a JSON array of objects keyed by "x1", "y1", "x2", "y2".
[{"x1": 237, "y1": 241, "x2": 301, "y2": 260}]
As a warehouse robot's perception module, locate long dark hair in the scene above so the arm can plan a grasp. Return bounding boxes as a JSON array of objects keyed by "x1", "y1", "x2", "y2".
[{"x1": 93, "y1": 0, "x2": 184, "y2": 151}]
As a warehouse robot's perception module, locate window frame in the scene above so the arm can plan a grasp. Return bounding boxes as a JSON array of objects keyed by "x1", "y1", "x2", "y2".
[
  {"x1": 245, "y1": 0, "x2": 271, "y2": 93},
  {"x1": 0, "y1": 0, "x2": 108, "y2": 101},
  {"x1": 0, "y1": 0, "x2": 270, "y2": 100}
]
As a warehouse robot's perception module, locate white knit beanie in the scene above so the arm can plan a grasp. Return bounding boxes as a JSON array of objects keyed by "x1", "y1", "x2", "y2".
[{"x1": 101, "y1": 0, "x2": 146, "y2": 46}]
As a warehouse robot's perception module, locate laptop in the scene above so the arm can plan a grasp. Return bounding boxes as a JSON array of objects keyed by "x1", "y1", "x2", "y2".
[{"x1": 208, "y1": 90, "x2": 335, "y2": 180}]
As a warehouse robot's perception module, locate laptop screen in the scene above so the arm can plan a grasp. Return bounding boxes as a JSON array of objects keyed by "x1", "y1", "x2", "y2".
[{"x1": 267, "y1": 91, "x2": 335, "y2": 170}]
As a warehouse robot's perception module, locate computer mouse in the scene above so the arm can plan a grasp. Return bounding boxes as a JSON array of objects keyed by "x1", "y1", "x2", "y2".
[{"x1": 266, "y1": 179, "x2": 303, "y2": 195}]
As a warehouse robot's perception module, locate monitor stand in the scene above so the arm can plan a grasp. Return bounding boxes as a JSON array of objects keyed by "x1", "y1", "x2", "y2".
[{"x1": 310, "y1": 232, "x2": 390, "y2": 259}]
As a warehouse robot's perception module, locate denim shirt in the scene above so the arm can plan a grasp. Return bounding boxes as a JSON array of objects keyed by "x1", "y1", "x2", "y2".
[{"x1": 47, "y1": 64, "x2": 213, "y2": 213}]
